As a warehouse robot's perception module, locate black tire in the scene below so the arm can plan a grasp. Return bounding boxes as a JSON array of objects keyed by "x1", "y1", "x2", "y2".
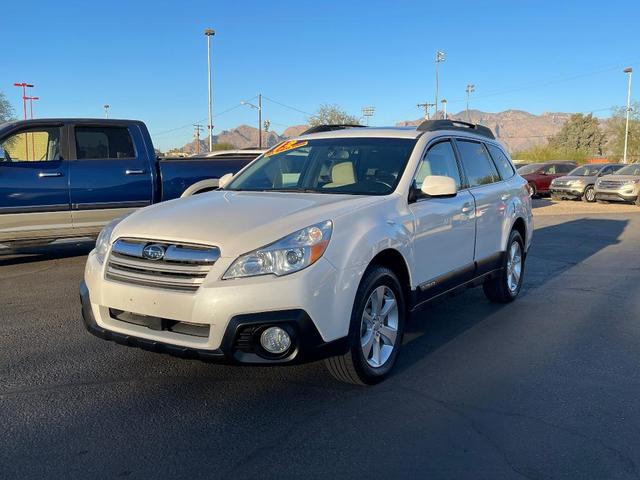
[
  {"x1": 582, "y1": 185, "x2": 596, "y2": 203},
  {"x1": 528, "y1": 182, "x2": 538, "y2": 198},
  {"x1": 635, "y1": 196, "x2": 640, "y2": 207},
  {"x1": 324, "y1": 265, "x2": 406, "y2": 385},
  {"x1": 483, "y1": 230, "x2": 525, "y2": 303}
]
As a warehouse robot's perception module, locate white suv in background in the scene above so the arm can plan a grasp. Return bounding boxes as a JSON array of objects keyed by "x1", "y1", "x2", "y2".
[{"x1": 81, "y1": 120, "x2": 533, "y2": 385}]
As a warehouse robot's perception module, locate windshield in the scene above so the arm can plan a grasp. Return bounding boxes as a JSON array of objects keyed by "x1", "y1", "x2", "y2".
[
  {"x1": 226, "y1": 137, "x2": 417, "y2": 195},
  {"x1": 568, "y1": 165, "x2": 603, "y2": 176},
  {"x1": 615, "y1": 164, "x2": 640, "y2": 176},
  {"x1": 517, "y1": 164, "x2": 543, "y2": 175}
]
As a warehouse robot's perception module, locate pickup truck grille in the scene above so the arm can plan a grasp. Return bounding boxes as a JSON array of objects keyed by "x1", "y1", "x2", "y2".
[
  {"x1": 106, "y1": 238, "x2": 220, "y2": 292},
  {"x1": 598, "y1": 180, "x2": 625, "y2": 190}
]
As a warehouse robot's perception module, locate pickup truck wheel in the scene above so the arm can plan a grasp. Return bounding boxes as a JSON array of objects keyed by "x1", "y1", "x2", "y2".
[
  {"x1": 582, "y1": 186, "x2": 596, "y2": 203},
  {"x1": 324, "y1": 266, "x2": 405, "y2": 385},
  {"x1": 483, "y1": 230, "x2": 525, "y2": 303}
]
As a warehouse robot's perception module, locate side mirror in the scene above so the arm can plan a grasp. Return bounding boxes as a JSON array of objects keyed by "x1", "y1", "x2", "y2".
[
  {"x1": 420, "y1": 175, "x2": 457, "y2": 197},
  {"x1": 218, "y1": 173, "x2": 234, "y2": 189}
]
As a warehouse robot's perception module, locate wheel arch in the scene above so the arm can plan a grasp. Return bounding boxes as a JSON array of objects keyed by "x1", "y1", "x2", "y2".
[{"x1": 367, "y1": 248, "x2": 412, "y2": 302}]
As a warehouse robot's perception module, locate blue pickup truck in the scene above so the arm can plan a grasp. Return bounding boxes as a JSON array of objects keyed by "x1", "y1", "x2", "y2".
[{"x1": 0, "y1": 118, "x2": 257, "y2": 247}]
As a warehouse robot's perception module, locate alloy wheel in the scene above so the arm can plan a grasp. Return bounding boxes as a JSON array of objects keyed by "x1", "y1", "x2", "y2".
[
  {"x1": 506, "y1": 241, "x2": 522, "y2": 293},
  {"x1": 360, "y1": 286, "x2": 399, "y2": 368}
]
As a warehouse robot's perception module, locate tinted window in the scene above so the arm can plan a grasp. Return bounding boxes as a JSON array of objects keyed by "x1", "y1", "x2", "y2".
[
  {"x1": 543, "y1": 164, "x2": 557, "y2": 174},
  {"x1": 414, "y1": 141, "x2": 461, "y2": 189},
  {"x1": 0, "y1": 127, "x2": 62, "y2": 162},
  {"x1": 556, "y1": 163, "x2": 575, "y2": 173},
  {"x1": 517, "y1": 163, "x2": 543, "y2": 175},
  {"x1": 75, "y1": 126, "x2": 135, "y2": 159},
  {"x1": 456, "y1": 140, "x2": 499, "y2": 187},
  {"x1": 486, "y1": 144, "x2": 515, "y2": 179}
]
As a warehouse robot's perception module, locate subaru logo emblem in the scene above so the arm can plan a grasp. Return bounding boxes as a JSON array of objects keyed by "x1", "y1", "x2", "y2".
[{"x1": 142, "y1": 244, "x2": 165, "y2": 261}]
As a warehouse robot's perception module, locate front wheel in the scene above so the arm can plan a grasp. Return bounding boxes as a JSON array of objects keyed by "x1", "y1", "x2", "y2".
[
  {"x1": 582, "y1": 186, "x2": 596, "y2": 203},
  {"x1": 324, "y1": 266, "x2": 405, "y2": 385},
  {"x1": 528, "y1": 182, "x2": 538, "y2": 198},
  {"x1": 483, "y1": 230, "x2": 525, "y2": 303}
]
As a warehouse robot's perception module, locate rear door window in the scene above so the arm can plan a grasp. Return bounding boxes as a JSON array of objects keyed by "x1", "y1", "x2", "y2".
[
  {"x1": 456, "y1": 140, "x2": 500, "y2": 187},
  {"x1": 75, "y1": 126, "x2": 135, "y2": 159},
  {"x1": 486, "y1": 144, "x2": 515, "y2": 180}
]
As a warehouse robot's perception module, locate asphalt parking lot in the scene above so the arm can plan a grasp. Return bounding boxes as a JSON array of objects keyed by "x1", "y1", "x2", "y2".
[{"x1": 2, "y1": 205, "x2": 640, "y2": 479}]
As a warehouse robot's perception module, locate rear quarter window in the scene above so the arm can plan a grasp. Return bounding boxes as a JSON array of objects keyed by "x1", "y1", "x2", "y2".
[{"x1": 456, "y1": 140, "x2": 500, "y2": 187}]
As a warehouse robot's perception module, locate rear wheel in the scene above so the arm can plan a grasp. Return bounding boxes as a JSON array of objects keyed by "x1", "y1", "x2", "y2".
[
  {"x1": 582, "y1": 186, "x2": 596, "y2": 203},
  {"x1": 324, "y1": 266, "x2": 405, "y2": 385},
  {"x1": 528, "y1": 182, "x2": 538, "y2": 198},
  {"x1": 483, "y1": 230, "x2": 525, "y2": 303}
]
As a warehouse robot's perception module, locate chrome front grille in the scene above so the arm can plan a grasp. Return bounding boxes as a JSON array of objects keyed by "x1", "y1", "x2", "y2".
[
  {"x1": 106, "y1": 238, "x2": 220, "y2": 292},
  {"x1": 598, "y1": 180, "x2": 625, "y2": 190}
]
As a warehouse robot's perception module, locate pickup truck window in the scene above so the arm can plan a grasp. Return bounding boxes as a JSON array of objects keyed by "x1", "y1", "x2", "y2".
[
  {"x1": 226, "y1": 138, "x2": 417, "y2": 195},
  {"x1": 75, "y1": 126, "x2": 135, "y2": 160},
  {"x1": 414, "y1": 141, "x2": 461, "y2": 189},
  {"x1": 0, "y1": 127, "x2": 62, "y2": 162},
  {"x1": 456, "y1": 140, "x2": 500, "y2": 187}
]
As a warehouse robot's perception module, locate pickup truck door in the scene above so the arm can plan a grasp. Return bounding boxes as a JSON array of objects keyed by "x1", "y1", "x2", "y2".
[
  {"x1": 409, "y1": 139, "x2": 476, "y2": 296},
  {"x1": 68, "y1": 123, "x2": 154, "y2": 234},
  {"x1": 0, "y1": 124, "x2": 72, "y2": 243}
]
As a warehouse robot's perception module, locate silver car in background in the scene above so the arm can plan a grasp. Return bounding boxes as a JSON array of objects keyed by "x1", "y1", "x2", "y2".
[
  {"x1": 594, "y1": 163, "x2": 640, "y2": 205},
  {"x1": 550, "y1": 163, "x2": 623, "y2": 202}
]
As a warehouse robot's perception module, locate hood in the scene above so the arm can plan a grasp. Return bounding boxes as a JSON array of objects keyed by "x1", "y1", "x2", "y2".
[
  {"x1": 112, "y1": 190, "x2": 382, "y2": 257},
  {"x1": 596, "y1": 174, "x2": 640, "y2": 182},
  {"x1": 552, "y1": 175, "x2": 592, "y2": 182}
]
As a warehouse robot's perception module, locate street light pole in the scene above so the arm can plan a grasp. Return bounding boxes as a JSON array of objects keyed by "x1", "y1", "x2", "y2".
[
  {"x1": 241, "y1": 96, "x2": 263, "y2": 148},
  {"x1": 465, "y1": 84, "x2": 475, "y2": 122},
  {"x1": 104, "y1": 104, "x2": 110, "y2": 118},
  {"x1": 435, "y1": 51, "x2": 445, "y2": 119},
  {"x1": 623, "y1": 67, "x2": 633, "y2": 164},
  {"x1": 204, "y1": 28, "x2": 216, "y2": 153},
  {"x1": 25, "y1": 96, "x2": 39, "y2": 159},
  {"x1": 13, "y1": 82, "x2": 34, "y2": 120},
  {"x1": 441, "y1": 99, "x2": 448, "y2": 120}
]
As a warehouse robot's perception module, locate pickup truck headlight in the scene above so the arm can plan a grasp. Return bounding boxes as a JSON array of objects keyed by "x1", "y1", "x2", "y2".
[
  {"x1": 223, "y1": 220, "x2": 333, "y2": 279},
  {"x1": 95, "y1": 217, "x2": 126, "y2": 263}
]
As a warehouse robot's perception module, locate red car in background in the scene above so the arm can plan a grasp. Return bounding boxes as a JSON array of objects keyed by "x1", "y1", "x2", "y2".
[{"x1": 517, "y1": 162, "x2": 577, "y2": 197}]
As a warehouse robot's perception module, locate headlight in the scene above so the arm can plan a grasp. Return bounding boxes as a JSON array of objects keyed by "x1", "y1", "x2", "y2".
[
  {"x1": 568, "y1": 179, "x2": 585, "y2": 187},
  {"x1": 94, "y1": 217, "x2": 126, "y2": 263},
  {"x1": 223, "y1": 220, "x2": 333, "y2": 279}
]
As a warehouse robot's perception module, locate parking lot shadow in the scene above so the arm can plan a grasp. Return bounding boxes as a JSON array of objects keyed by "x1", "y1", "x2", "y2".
[
  {"x1": 0, "y1": 240, "x2": 94, "y2": 267},
  {"x1": 396, "y1": 217, "x2": 628, "y2": 375}
]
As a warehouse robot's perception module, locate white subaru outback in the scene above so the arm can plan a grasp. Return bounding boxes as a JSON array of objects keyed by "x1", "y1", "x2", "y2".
[{"x1": 81, "y1": 120, "x2": 533, "y2": 385}]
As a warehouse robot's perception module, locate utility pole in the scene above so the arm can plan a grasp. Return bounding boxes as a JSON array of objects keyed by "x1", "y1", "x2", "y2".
[
  {"x1": 465, "y1": 84, "x2": 475, "y2": 122},
  {"x1": 193, "y1": 123, "x2": 204, "y2": 154},
  {"x1": 434, "y1": 51, "x2": 445, "y2": 119},
  {"x1": 241, "y1": 95, "x2": 263, "y2": 148},
  {"x1": 417, "y1": 102, "x2": 435, "y2": 120},
  {"x1": 204, "y1": 28, "x2": 216, "y2": 152},
  {"x1": 441, "y1": 99, "x2": 448, "y2": 120},
  {"x1": 258, "y1": 93, "x2": 262, "y2": 149},
  {"x1": 13, "y1": 82, "x2": 34, "y2": 157},
  {"x1": 24, "y1": 96, "x2": 39, "y2": 158},
  {"x1": 361, "y1": 106, "x2": 375, "y2": 125},
  {"x1": 104, "y1": 104, "x2": 110, "y2": 118},
  {"x1": 623, "y1": 67, "x2": 633, "y2": 164}
]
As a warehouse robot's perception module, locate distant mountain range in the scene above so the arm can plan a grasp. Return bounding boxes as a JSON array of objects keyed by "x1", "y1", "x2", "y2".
[{"x1": 168, "y1": 109, "x2": 577, "y2": 154}]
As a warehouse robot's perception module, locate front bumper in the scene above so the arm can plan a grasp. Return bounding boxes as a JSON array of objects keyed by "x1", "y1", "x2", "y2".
[
  {"x1": 594, "y1": 191, "x2": 638, "y2": 203},
  {"x1": 549, "y1": 186, "x2": 584, "y2": 199},
  {"x1": 81, "y1": 280, "x2": 348, "y2": 364}
]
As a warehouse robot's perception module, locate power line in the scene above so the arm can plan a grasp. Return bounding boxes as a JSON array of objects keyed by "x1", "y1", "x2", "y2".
[{"x1": 262, "y1": 96, "x2": 314, "y2": 117}]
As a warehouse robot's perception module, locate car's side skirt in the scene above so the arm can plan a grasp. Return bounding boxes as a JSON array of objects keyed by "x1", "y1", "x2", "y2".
[{"x1": 411, "y1": 252, "x2": 505, "y2": 310}]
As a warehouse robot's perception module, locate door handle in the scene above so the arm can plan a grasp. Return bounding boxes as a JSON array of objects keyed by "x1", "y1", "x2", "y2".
[
  {"x1": 125, "y1": 169, "x2": 146, "y2": 175},
  {"x1": 38, "y1": 172, "x2": 62, "y2": 178},
  {"x1": 461, "y1": 203, "x2": 474, "y2": 214}
]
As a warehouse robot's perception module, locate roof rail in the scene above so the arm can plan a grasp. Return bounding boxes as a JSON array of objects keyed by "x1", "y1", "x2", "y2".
[
  {"x1": 416, "y1": 119, "x2": 495, "y2": 139},
  {"x1": 300, "y1": 124, "x2": 366, "y2": 135}
]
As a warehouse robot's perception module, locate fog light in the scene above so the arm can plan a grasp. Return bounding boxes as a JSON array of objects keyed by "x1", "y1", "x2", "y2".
[{"x1": 260, "y1": 326, "x2": 291, "y2": 355}]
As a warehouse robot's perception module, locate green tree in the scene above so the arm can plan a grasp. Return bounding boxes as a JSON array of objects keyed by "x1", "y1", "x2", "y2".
[
  {"x1": 511, "y1": 144, "x2": 589, "y2": 163},
  {"x1": 308, "y1": 104, "x2": 359, "y2": 127},
  {"x1": 213, "y1": 142, "x2": 236, "y2": 151},
  {"x1": 606, "y1": 102, "x2": 640, "y2": 162},
  {"x1": 0, "y1": 91, "x2": 15, "y2": 123},
  {"x1": 548, "y1": 113, "x2": 606, "y2": 156}
]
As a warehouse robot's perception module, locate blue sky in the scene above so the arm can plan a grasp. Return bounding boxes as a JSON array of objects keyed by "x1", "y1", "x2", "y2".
[{"x1": 2, "y1": 0, "x2": 638, "y2": 150}]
